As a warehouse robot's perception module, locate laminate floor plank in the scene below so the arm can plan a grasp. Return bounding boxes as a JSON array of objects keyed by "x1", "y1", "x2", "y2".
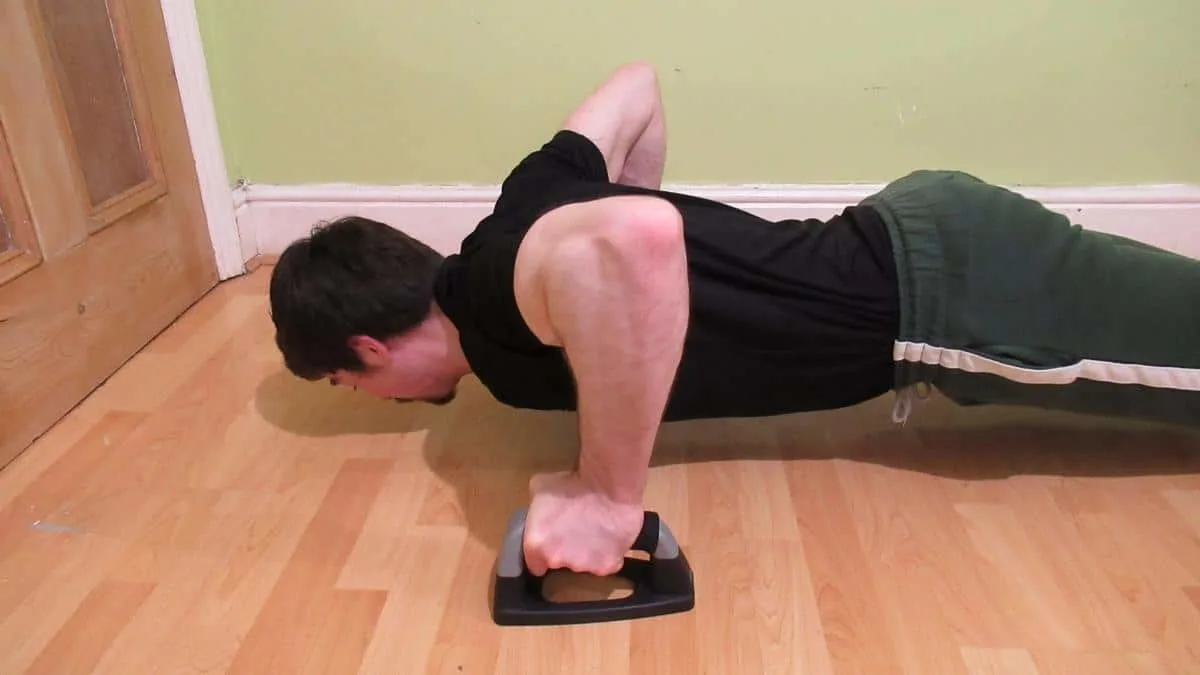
[{"x1": 1, "y1": 268, "x2": 1197, "y2": 674}]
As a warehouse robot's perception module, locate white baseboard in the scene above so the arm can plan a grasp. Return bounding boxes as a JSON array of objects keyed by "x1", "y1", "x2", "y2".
[{"x1": 239, "y1": 182, "x2": 1200, "y2": 261}]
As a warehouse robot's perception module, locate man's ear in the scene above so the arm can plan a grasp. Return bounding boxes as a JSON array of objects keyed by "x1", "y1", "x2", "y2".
[{"x1": 347, "y1": 335, "x2": 391, "y2": 367}]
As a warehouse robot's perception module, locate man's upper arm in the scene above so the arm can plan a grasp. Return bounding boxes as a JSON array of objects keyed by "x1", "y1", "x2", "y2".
[{"x1": 510, "y1": 194, "x2": 688, "y2": 507}]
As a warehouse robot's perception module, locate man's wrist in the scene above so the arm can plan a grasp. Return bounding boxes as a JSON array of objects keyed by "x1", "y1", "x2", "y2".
[{"x1": 577, "y1": 455, "x2": 645, "y2": 506}]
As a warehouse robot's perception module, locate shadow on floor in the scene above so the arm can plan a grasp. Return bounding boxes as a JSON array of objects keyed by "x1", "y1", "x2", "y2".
[
  {"x1": 253, "y1": 369, "x2": 425, "y2": 437},
  {"x1": 254, "y1": 369, "x2": 1200, "y2": 550}
]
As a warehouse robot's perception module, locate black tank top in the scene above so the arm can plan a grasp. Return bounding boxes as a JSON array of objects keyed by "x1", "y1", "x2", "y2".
[{"x1": 433, "y1": 130, "x2": 899, "y2": 421}]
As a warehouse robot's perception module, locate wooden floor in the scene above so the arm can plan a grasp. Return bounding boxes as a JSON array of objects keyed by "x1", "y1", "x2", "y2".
[{"x1": 1, "y1": 267, "x2": 1199, "y2": 674}]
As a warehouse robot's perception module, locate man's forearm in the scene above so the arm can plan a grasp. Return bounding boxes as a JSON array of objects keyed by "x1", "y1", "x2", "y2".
[
  {"x1": 545, "y1": 210, "x2": 688, "y2": 504},
  {"x1": 617, "y1": 101, "x2": 665, "y2": 190}
]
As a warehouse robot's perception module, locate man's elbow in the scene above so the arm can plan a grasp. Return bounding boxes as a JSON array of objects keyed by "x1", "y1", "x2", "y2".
[{"x1": 616, "y1": 61, "x2": 659, "y2": 91}]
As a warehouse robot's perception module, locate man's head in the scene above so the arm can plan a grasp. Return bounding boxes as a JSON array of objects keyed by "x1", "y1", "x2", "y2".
[{"x1": 268, "y1": 216, "x2": 468, "y2": 404}]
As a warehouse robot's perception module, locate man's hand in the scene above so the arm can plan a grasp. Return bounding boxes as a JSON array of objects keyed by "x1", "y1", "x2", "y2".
[{"x1": 522, "y1": 470, "x2": 645, "y2": 577}]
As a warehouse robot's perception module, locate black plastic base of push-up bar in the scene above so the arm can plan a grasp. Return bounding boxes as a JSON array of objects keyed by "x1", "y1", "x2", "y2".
[{"x1": 491, "y1": 508, "x2": 695, "y2": 626}]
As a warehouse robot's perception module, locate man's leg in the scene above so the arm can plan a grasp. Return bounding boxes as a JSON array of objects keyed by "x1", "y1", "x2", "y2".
[{"x1": 865, "y1": 170, "x2": 1200, "y2": 429}]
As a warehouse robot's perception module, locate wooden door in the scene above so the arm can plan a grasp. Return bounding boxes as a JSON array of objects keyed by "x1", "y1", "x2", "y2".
[{"x1": 0, "y1": 0, "x2": 218, "y2": 466}]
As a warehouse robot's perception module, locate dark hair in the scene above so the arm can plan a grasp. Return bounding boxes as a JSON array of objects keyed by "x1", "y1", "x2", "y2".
[{"x1": 268, "y1": 216, "x2": 444, "y2": 380}]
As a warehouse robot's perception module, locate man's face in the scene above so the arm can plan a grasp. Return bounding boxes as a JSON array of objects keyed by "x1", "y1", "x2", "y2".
[
  {"x1": 329, "y1": 363, "x2": 458, "y2": 405},
  {"x1": 329, "y1": 334, "x2": 459, "y2": 405}
]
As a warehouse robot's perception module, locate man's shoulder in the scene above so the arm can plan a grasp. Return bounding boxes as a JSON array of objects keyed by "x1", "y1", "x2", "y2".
[
  {"x1": 511, "y1": 193, "x2": 684, "y2": 346},
  {"x1": 495, "y1": 129, "x2": 610, "y2": 208},
  {"x1": 457, "y1": 129, "x2": 613, "y2": 252},
  {"x1": 517, "y1": 193, "x2": 683, "y2": 280}
]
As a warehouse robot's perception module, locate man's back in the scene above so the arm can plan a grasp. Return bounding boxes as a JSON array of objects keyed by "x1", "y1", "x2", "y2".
[{"x1": 434, "y1": 130, "x2": 900, "y2": 421}]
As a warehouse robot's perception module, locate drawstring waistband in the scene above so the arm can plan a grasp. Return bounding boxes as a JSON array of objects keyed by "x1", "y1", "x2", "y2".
[{"x1": 891, "y1": 380, "x2": 931, "y2": 425}]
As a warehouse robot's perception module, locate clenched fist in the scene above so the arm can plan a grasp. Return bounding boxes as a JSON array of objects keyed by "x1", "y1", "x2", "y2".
[{"x1": 522, "y1": 470, "x2": 644, "y2": 577}]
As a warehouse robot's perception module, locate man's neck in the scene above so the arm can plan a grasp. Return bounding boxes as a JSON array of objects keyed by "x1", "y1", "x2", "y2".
[{"x1": 430, "y1": 302, "x2": 472, "y2": 378}]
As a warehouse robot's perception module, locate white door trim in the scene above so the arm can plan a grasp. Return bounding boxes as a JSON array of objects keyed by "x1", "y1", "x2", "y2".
[{"x1": 159, "y1": 0, "x2": 244, "y2": 280}]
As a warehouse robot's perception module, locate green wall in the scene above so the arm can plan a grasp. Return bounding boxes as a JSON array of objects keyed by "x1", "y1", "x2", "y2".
[{"x1": 196, "y1": 0, "x2": 1198, "y2": 186}]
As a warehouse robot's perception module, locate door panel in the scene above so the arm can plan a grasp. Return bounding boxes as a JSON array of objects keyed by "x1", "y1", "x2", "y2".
[
  {"x1": 0, "y1": 0, "x2": 218, "y2": 466},
  {"x1": 34, "y1": 0, "x2": 168, "y2": 230},
  {"x1": 0, "y1": 122, "x2": 41, "y2": 286}
]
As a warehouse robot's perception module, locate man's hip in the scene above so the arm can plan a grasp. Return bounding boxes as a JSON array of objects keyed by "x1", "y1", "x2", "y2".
[{"x1": 862, "y1": 170, "x2": 1200, "y2": 429}]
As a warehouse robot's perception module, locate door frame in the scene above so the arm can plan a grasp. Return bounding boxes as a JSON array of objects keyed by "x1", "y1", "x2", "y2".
[{"x1": 159, "y1": 0, "x2": 245, "y2": 280}]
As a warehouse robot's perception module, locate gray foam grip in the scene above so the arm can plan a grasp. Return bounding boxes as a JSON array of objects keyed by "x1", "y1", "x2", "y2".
[
  {"x1": 653, "y1": 518, "x2": 680, "y2": 559},
  {"x1": 496, "y1": 507, "x2": 528, "y2": 578}
]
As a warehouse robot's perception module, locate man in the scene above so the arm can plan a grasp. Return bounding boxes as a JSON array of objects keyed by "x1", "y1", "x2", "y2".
[{"x1": 269, "y1": 62, "x2": 1200, "y2": 579}]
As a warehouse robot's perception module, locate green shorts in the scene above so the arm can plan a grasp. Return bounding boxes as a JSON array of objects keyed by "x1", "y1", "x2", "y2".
[{"x1": 861, "y1": 170, "x2": 1200, "y2": 429}]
